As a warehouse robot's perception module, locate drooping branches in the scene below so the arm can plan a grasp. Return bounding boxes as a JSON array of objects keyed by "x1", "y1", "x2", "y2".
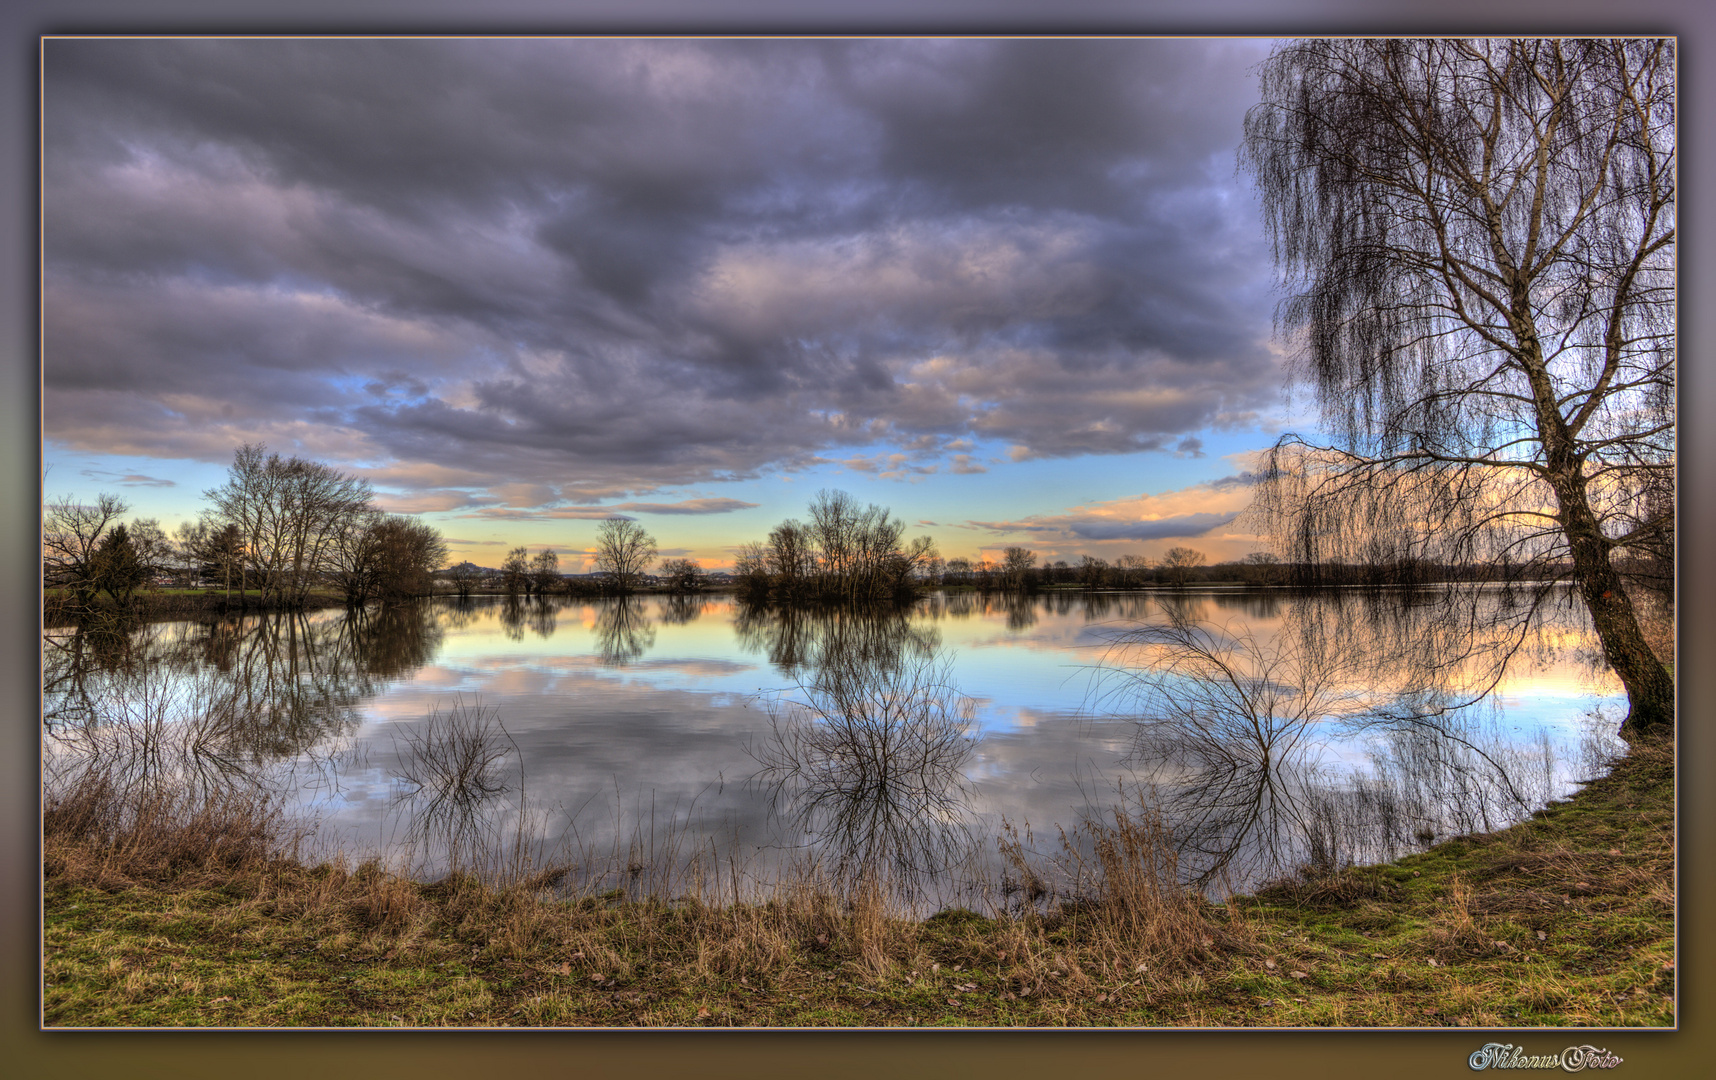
[{"x1": 1240, "y1": 39, "x2": 1675, "y2": 737}]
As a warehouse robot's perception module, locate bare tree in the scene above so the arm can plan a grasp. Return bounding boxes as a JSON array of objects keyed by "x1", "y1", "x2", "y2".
[
  {"x1": 765, "y1": 519, "x2": 817, "y2": 600},
  {"x1": 42, "y1": 493, "x2": 128, "y2": 612},
  {"x1": 658, "y1": 557, "x2": 705, "y2": 593},
  {"x1": 1161, "y1": 546, "x2": 1206, "y2": 586},
  {"x1": 321, "y1": 511, "x2": 448, "y2": 605},
  {"x1": 203, "y1": 444, "x2": 373, "y2": 607},
  {"x1": 325, "y1": 508, "x2": 386, "y2": 605},
  {"x1": 161, "y1": 519, "x2": 204, "y2": 587},
  {"x1": 1116, "y1": 553, "x2": 1154, "y2": 589},
  {"x1": 1001, "y1": 547, "x2": 1037, "y2": 592},
  {"x1": 447, "y1": 561, "x2": 482, "y2": 599},
  {"x1": 176, "y1": 519, "x2": 244, "y2": 600},
  {"x1": 529, "y1": 547, "x2": 560, "y2": 597},
  {"x1": 593, "y1": 518, "x2": 657, "y2": 594},
  {"x1": 500, "y1": 546, "x2": 531, "y2": 597},
  {"x1": 805, "y1": 489, "x2": 916, "y2": 602},
  {"x1": 1242, "y1": 39, "x2": 1675, "y2": 738},
  {"x1": 372, "y1": 517, "x2": 449, "y2": 600},
  {"x1": 1077, "y1": 554, "x2": 1110, "y2": 590},
  {"x1": 732, "y1": 542, "x2": 772, "y2": 601},
  {"x1": 886, "y1": 534, "x2": 940, "y2": 595},
  {"x1": 1241, "y1": 551, "x2": 1283, "y2": 586},
  {"x1": 125, "y1": 518, "x2": 173, "y2": 583},
  {"x1": 972, "y1": 558, "x2": 997, "y2": 591},
  {"x1": 740, "y1": 491, "x2": 935, "y2": 603}
]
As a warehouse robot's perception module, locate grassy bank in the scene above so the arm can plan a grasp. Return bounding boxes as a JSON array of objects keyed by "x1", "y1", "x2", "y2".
[{"x1": 42, "y1": 738, "x2": 1672, "y2": 1028}]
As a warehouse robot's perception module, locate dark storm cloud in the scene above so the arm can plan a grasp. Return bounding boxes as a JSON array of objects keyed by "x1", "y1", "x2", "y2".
[{"x1": 43, "y1": 38, "x2": 1280, "y2": 501}]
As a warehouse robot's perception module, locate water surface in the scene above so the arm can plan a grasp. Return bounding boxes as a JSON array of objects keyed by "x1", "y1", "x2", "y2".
[{"x1": 44, "y1": 587, "x2": 1627, "y2": 907}]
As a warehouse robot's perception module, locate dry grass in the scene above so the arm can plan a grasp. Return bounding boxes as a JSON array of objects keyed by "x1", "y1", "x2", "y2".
[
  {"x1": 44, "y1": 761, "x2": 1240, "y2": 1026},
  {"x1": 43, "y1": 734, "x2": 1674, "y2": 1027},
  {"x1": 44, "y1": 768, "x2": 285, "y2": 892},
  {"x1": 1006, "y1": 800, "x2": 1241, "y2": 972}
]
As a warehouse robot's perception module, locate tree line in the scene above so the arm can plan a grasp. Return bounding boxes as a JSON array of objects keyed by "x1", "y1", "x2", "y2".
[
  {"x1": 733, "y1": 489, "x2": 939, "y2": 605},
  {"x1": 44, "y1": 444, "x2": 448, "y2": 618},
  {"x1": 934, "y1": 545, "x2": 1233, "y2": 592},
  {"x1": 446, "y1": 517, "x2": 670, "y2": 600}
]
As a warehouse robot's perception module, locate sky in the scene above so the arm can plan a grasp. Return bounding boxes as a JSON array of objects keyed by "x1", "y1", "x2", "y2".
[{"x1": 42, "y1": 36, "x2": 1303, "y2": 572}]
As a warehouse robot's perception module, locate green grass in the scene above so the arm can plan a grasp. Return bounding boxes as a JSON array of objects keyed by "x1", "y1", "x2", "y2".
[{"x1": 43, "y1": 738, "x2": 1672, "y2": 1028}]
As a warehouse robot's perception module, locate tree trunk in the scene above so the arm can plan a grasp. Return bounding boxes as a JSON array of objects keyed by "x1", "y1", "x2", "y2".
[
  {"x1": 1547, "y1": 467, "x2": 1675, "y2": 740},
  {"x1": 1530, "y1": 356, "x2": 1674, "y2": 740},
  {"x1": 1514, "y1": 278, "x2": 1674, "y2": 741}
]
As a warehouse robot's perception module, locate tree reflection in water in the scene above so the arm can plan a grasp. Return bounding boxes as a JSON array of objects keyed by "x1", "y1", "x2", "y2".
[
  {"x1": 657, "y1": 593, "x2": 706, "y2": 626},
  {"x1": 526, "y1": 597, "x2": 559, "y2": 639},
  {"x1": 749, "y1": 648, "x2": 980, "y2": 904},
  {"x1": 44, "y1": 604, "x2": 444, "y2": 809},
  {"x1": 439, "y1": 596, "x2": 483, "y2": 633},
  {"x1": 1098, "y1": 614, "x2": 1372, "y2": 889},
  {"x1": 43, "y1": 664, "x2": 268, "y2": 808},
  {"x1": 593, "y1": 596, "x2": 656, "y2": 666},
  {"x1": 732, "y1": 602, "x2": 940, "y2": 683},
  {"x1": 998, "y1": 592, "x2": 1037, "y2": 632},
  {"x1": 1101, "y1": 592, "x2": 1593, "y2": 891},
  {"x1": 498, "y1": 595, "x2": 527, "y2": 641},
  {"x1": 42, "y1": 588, "x2": 1618, "y2": 901}
]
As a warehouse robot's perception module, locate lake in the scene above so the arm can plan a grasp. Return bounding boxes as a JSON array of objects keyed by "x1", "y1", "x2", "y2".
[{"x1": 43, "y1": 586, "x2": 1627, "y2": 911}]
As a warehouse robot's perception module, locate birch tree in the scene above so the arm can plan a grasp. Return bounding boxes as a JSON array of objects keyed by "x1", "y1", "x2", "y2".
[{"x1": 1241, "y1": 39, "x2": 1675, "y2": 738}]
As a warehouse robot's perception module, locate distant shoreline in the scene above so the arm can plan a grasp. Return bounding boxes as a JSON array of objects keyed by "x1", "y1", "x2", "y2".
[{"x1": 42, "y1": 577, "x2": 1599, "y2": 630}]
